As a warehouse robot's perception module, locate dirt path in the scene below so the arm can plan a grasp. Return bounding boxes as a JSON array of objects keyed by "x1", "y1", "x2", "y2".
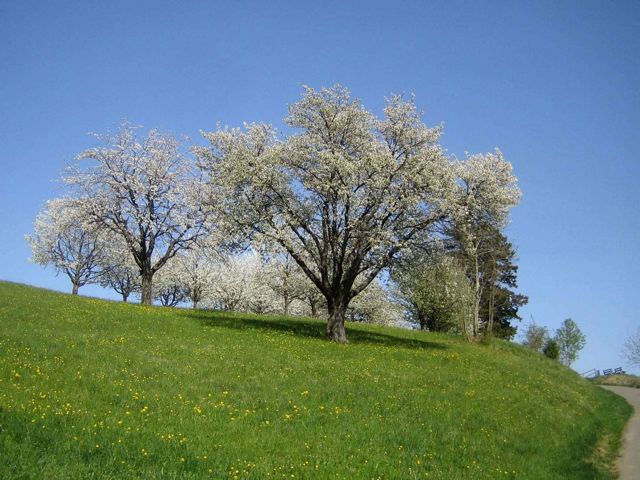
[{"x1": 601, "y1": 386, "x2": 640, "y2": 479}]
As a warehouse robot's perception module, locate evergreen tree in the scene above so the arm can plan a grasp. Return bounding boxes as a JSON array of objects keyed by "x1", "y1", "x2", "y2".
[{"x1": 449, "y1": 223, "x2": 527, "y2": 339}]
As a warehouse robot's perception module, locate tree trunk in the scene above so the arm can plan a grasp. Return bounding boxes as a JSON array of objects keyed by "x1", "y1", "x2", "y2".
[
  {"x1": 418, "y1": 311, "x2": 428, "y2": 330},
  {"x1": 283, "y1": 293, "x2": 290, "y2": 316},
  {"x1": 309, "y1": 297, "x2": 318, "y2": 317},
  {"x1": 487, "y1": 261, "x2": 496, "y2": 335},
  {"x1": 122, "y1": 292, "x2": 129, "y2": 303},
  {"x1": 192, "y1": 287, "x2": 201, "y2": 309},
  {"x1": 141, "y1": 270, "x2": 153, "y2": 305},
  {"x1": 472, "y1": 254, "x2": 482, "y2": 340},
  {"x1": 326, "y1": 300, "x2": 348, "y2": 343},
  {"x1": 72, "y1": 282, "x2": 79, "y2": 295}
]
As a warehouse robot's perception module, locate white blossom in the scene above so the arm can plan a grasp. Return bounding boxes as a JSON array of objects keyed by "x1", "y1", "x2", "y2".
[
  {"x1": 97, "y1": 238, "x2": 141, "y2": 302},
  {"x1": 64, "y1": 123, "x2": 208, "y2": 304},
  {"x1": 348, "y1": 277, "x2": 403, "y2": 326},
  {"x1": 152, "y1": 258, "x2": 187, "y2": 307},
  {"x1": 169, "y1": 242, "x2": 218, "y2": 309},
  {"x1": 204, "y1": 250, "x2": 278, "y2": 314},
  {"x1": 26, "y1": 197, "x2": 107, "y2": 294},
  {"x1": 196, "y1": 85, "x2": 454, "y2": 342}
]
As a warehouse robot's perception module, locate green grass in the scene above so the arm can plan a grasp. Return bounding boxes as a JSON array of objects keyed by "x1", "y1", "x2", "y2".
[
  {"x1": 592, "y1": 373, "x2": 640, "y2": 388},
  {"x1": 0, "y1": 281, "x2": 632, "y2": 479}
]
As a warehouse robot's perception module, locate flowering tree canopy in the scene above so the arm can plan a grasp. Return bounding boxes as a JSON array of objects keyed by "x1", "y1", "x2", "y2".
[
  {"x1": 262, "y1": 252, "x2": 309, "y2": 316},
  {"x1": 97, "y1": 238, "x2": 140, "y2": 302},
  {"x1": 205, "y1": 251, "x2": 277, "y2": 313},
  {"x1": 449, "y1": 151, "x2": 521, "y2": 339},
  {"x1": 196, "y1": 85, "x2": 453, "y2": 342},
  {"x1": 65, "y1": 124, "x2": 207, "y2": 304},
  {"x1": 27, "y1": 198, "x2": 105, "y2": 294},
  {"x1": 25, "y1": 85, "x2": 522, "y2": 342},
  {"x1": 170, "y1": 243, "x2": 217, "y2": 309},
  {"x1": 152, "y1": 257, "x2": 188, "y2": 307},
  {"x1": 347, "y1": 277, "x2": 403, "y2": 326}
]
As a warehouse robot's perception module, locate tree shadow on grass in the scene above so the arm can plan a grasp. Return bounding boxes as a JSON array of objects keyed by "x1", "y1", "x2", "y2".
[{"x1": 183, "y1": 312, "x2": 447, "y2": 351}]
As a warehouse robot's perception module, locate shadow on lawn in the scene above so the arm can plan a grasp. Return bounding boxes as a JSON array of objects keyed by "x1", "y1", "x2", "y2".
[{"x1": 184, "y1": 312, "x2": 447, "y2": 351}]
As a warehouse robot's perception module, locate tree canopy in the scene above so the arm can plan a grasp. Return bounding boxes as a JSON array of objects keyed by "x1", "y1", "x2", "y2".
[
  {"x1": 196, "y1": 85, "x2": 456, "y2": 341},
  {"x1": 64, "y1": 125, "x2": 207, "y2": 304}
]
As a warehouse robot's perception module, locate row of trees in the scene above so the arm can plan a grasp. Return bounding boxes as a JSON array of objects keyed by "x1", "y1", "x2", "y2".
[
  {"x1": 27, "y1": 85, "x2": 524, "y2": 342},
  {"x1": 26, "y1": 210, "x2": 400, "y2": 323},
  {"x1": 392, "y1": 225, "x2": 527, "y2": 339},
  {"x1": 522, "y1": 318, "x2": 586, "y2": 366},
  {"x1": 139, "y1": 246, "x2": 400, "y2": 325}
]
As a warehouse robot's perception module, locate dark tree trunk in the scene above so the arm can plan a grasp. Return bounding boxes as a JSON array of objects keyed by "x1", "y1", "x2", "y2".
[
  {"x1": 326, "y1": 299, "x2": 348, "y2": 343},
  {"x1": 192, "y1": 286, "x2": 201, "y2": 309},
  {"x1": 309, "y1": 297, "x2": 318, "y2": 317},
  {"x1": 414, "y1": 302, "x2": 428, "y2": 330},
  {"x1": 122, "y1": 292, "x2": 129, "y2": 303},
  {"x1": 72, "y1": 282, "x2": 79, "y2": 295},
  {"x1": 141, "y1": 270, "x2": 153, "y2": 305}
]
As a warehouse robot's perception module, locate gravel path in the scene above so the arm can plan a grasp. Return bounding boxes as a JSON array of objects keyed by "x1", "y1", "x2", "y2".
[{"x1": 601, "y1": 386, "x2": 640, "y2": 479}]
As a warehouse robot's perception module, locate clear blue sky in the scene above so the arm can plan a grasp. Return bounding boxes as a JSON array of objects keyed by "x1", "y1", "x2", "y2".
[{"x1": 1, "y1": 0, "x2": 638, "y2": 374}]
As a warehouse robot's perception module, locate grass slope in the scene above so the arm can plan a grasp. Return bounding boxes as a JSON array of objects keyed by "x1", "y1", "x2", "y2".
[
  {"x1": 592, "y1": 374, "x2": 640, "y2": 389},
  {"x1": 0, "y1": 281, "x2": 631, "y2": 479}
]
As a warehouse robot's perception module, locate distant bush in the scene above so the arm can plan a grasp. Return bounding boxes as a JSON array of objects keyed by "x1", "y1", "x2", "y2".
[{"x1": 543, "y1": 339, "x2": 560, "y2": 360}]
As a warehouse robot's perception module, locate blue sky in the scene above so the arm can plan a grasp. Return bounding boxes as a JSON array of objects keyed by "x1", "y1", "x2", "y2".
[{"x1": 1, "y1": 0, "x2": 638, "y2": 374}]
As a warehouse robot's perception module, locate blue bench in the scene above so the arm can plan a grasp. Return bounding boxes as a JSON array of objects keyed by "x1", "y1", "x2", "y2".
[{"x1": 602, "y1": 367, "x2": 625, "y2": 376}]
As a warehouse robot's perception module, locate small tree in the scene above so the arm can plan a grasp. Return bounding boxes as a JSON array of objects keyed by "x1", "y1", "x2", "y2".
[
  {"x1": 98, "y1": 239, "x2": 140, "y2": 302},
  {"x1": 27, "y1": 198, "x2": 105, "y2": 295},
  {"x1": 153, "y1": 260, "x2": 186, "y2": 307},
  {"x1": 393, "y1": 249, "x2": 472, "y2": 334},
  {"x1": 264, "y1": 253, "x2": 308, "y2": 316},
  {"x1": 171, "y1": 246, "x2": 216, "y2": 309},
  {"x1": 347, "y1": 278, "x2": 402, "y2": 325},
  {"x1": 521, "y1": 322, "x2": 549, "y2": 352},
  {"x1": 65, "y1": 124, "x2": 207, "y2": 305},
  {"x1": 622, "y1": 329, "x2": 640, "y2": 367},
  {"x1": 554, "y1": 318, "x2": 586, "y2": 367}
]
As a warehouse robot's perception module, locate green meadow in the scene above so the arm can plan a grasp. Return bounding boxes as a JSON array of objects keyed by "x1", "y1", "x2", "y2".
[{"x1": 0, "y1": 281, "x2": 631, "y2": 479}]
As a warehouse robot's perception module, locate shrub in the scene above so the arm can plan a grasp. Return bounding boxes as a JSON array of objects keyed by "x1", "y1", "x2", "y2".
[{"x1": 543, "y1": 339, "x2": 560, "y2": 360}]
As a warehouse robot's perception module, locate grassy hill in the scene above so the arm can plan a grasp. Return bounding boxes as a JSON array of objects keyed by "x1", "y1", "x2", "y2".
[
  {"x1": 592, "y1": 374, "x2": 640, "y2": 389},
  {"x1": 0, "y1": 281, "x2": 632, "y2": 479}
]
